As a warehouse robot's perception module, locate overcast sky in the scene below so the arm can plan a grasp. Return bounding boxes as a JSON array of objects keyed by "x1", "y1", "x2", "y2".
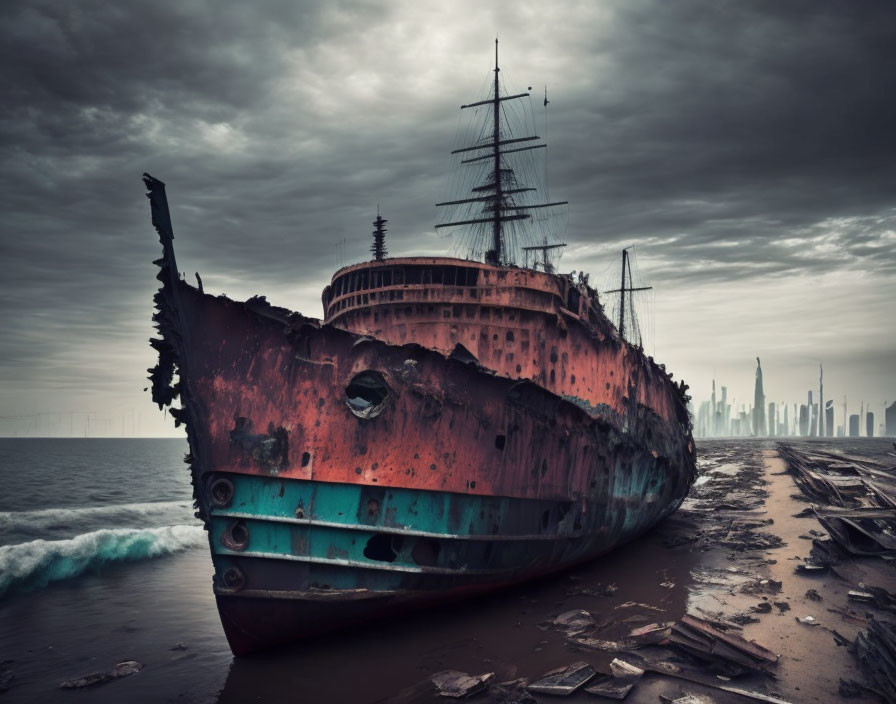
[{"x1": 1, "y1": 0, "x2": 894, "y2": 437}]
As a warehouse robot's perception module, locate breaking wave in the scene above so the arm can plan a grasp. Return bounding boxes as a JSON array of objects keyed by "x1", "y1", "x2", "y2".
[
  {"x1": 0, "y1": 501, "x2": 194, "y2": 540},
  {"x1": 0, "y1": 524, "x2": 206, "y2": 597}
]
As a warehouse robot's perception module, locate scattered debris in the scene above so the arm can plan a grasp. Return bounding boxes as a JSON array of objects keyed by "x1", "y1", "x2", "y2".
[
  {"x1": 552, "y1": 609, "x2": 594, "y2": 632},
  {"x1": 584, "y1": 658, "x2": 644, "y2": 699},
  {"x1": 660, "y1": 692, "x2": 716, "y2": 704},
  {"x1": 670, "y1": 614, "x2": 779, "y2": 671},
  {"x1": 795, "y1": 616, "x2": 819, "y2": 626},
  {"x1": 642, "y1": 656, "x2": 795, "y2": 704},
  {"x1": 60, "y1": 660, "x2": 143, "y2": 689},
  {"x1": 628, "y1": 621, "x2": 675, "y2": 645},
  {"x1": 778, "y1": 445, "x2": 896, "y2": 560},
  {"x1": 170, "y1": 642, "x2": 188, "y2": 651},
  {"x1": 805, "y1": 589, "x2": 822, "y2": 601},
  {"x1": 852, "y1": 617, "x2": 896, "y2": 702},
  {"x1": 527, "y1": 662, "x2": 595, "y2": 696},
  {"x1": 615, "y1": 601, "x2": 665, "y2": 613},
  {"x1": 828, "y1": 629, "x2": 853, "y2": 647},
  {"x1": 751, "y1": 602, "x2": 772, "y2": 614},
  {"x1": 838, "y1": 678, "x2": 867, "y2": 698},
  {"x1": 773, "y1": 601, "x2": 791, "y2": 613},
  {"x1": 730, "y1": 613, "x2": 761, "y2": 625},
  {"x1": 848, "y1": 590, "x2": 876, "y2": 605},
  {"x1": 490, "y1": 679, "x2": 535, "y2": 704},
  {"x1": 827, "y1": 605, "x2": 868, "y2": 625},
  {"x1": 430, "y1": 670, "x2": 493, "y2": 698},
  {"x1": 566, "y1": 634, "x2": 626, "y2": 653}
]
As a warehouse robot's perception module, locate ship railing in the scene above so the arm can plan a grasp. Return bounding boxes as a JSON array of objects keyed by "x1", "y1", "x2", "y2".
[{"x1": 325, "y1": 282, "x2": 563, "y2": 321}]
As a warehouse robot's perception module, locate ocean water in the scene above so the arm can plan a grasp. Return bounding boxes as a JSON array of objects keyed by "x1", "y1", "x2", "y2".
[
  {"x1": 1, "y1": 437, "x2": 893, "y2": 703},
  {"x1": 0, "y1": 438, "x2": 229, "y2": 703}
]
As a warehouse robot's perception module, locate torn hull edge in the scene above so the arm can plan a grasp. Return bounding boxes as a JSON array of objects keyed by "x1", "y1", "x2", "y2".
[{"x1": 144, "y1": 175, "x2": 696, "y2": 655}]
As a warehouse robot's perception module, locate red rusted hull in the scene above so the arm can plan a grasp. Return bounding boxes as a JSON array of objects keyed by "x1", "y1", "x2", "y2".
[{"x1": 144, "y1": 175, "x2": 696, "y2": 655}]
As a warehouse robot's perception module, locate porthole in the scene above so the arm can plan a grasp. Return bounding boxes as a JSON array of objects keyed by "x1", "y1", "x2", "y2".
[{"x1": 345, "y1": 370, "x2": 390, "y2": 419}]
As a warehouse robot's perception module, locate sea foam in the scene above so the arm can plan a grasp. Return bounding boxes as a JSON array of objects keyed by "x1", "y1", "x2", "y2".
[
  {"x1": 0, "y1": 524, "x2": 206, "y2": 597},
  {"x1": 0, "y1": 500, "x2": 193, "y2": 533}
]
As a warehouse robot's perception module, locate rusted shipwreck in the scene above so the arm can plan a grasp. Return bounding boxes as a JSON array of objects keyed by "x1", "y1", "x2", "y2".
[{"x1": 144, "y1": 47, "x2": 695, "y2": 655}]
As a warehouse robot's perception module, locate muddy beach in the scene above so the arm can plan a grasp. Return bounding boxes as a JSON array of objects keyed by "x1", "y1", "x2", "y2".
[{"x1": 2, "y1": 438, "x2": 894, "y2": 703}]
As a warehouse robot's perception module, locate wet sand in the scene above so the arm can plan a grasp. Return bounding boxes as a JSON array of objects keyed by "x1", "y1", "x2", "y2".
[{"x1": 3, "y1": 438, "x2": 892, "y2": 703}]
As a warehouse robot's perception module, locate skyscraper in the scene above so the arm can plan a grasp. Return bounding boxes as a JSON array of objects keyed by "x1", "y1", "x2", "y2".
[
  {"x1": 867, "y1": 412, "x2": 874, "y2": 438},
  {"x1": 849, "y1": 414, "x2": 860, "y2": 437},
  {"x1": 754, "y1": 358, "x2": 766, "y2": 436},
  {"x1": 808, "y1": 390, "x2": 815, "y2": 437},
  {"x1": 818, "y1": 364, "x2": 824, "y2": 437},
  {"x1": 825, "y1": 400, "x2": 834, "y2": 438},
  {"x1": 887, "y1": 401, "x2": 896, "y2": 437}
]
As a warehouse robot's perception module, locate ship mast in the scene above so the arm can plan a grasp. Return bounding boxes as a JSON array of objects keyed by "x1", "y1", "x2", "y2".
[
  {"x1": 522, "y1": 239, "x2": 567, "y2": 274},
  {"x1": 435, "y1": 39, "x2": 567, "y2": 266},
  {"x1": 605, "y1": 247, "x2": 652, "y2": 342}
]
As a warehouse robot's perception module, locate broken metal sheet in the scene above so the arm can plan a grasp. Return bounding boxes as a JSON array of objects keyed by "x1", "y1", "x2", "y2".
[
  {"x1": 583, "y1": 658, "x2": 644, "y2": 699},
  {"x1": 795, "y1": 616, "x2": 820, "y2": 626},
  {"x1": 816, "y1": 514, "x2": 896, "y2": 558},
  {"x1": 59, "y1": 661, "x2": 143, "y2": 689},
  {"x1": 430, "y1": 670, "x2": 494, "y2": 698},
  {"x1": 853, "y1": 617, "x2": 896, "y2": 703},
  {"x1": 566, "y1": 634, "x2": 626, "y2": 652},
  {"x1": 670, "y1": 615, "x2": 778, "y2": 671},
  {"x1": 660, "y1": 694, "x2": 716, "y2": 704},
  {"x1": 628, "y1": 621, "x2": 675, "y2": 645},
  {"x1": 527, "y1": 661, "x2": 596, "y2": 696},
  {"x1": 643, "y1": 656, "x2": 796, "y2": 703},
  {"x1": 552, "y1": 609, "x2": 594, "y2": 632}
]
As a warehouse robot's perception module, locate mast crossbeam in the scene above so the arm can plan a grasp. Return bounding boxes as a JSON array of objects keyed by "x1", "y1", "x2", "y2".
[
  {"x1": 435, "y1": 188, "x2": 536, "y2": 207},
  {"x1": 451, "y1": 136, "x2": 540, "y2": 155},
  {"x1": 461, "y1": 144, "x2": 545, "y2": 164},
  {"x1": 460, "y1": 92, "x2": 529, "y2": 109},
  {"x1": 435, "y1": 214, "x2": 530, "y2": 229}
]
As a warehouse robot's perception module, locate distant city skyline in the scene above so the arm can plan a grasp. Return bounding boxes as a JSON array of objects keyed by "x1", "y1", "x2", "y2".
[{"x1": 693, "y1": 357, "x2": 894, "y2": 438}]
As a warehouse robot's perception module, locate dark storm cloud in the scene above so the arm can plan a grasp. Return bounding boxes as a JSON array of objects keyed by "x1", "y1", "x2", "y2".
[
  {"x1": 0, "y1": 0, "x2": 894, "y2": 426},
  {"x1": 550, "y1": 1, "x2": 896, "y2": 285}
]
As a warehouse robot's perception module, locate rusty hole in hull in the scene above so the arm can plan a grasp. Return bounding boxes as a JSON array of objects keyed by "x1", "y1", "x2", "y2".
[
  {"x1": 411, "y1": 538, "x2": 441, "y2": 567},
  {"x1": 494, "y1": 434, "x2": 506, "y2": 450},
  {"x1": 363, "y1": 534, "x2": 399, "y2": 562},
  {"x1": 222, "y1": 520, "x2": 249, "y2": 551},
  {"x1": 301, "y1": 451, "x2": 311, "y2": 467},
  {"x1": 346, "y1": 370, "x2": 390, "y2": 419},
  {"x1": 209, "y1": 477, "x2": 234, "y2": 508}
]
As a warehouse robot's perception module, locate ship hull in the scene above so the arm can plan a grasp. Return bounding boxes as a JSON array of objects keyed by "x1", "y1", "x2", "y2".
[
  {"x1": 143, "y1": 174, "x2": 695, "y2": 655},
  {"x1": 151, "y1": 278, "x2": 694, "y2": 654}
]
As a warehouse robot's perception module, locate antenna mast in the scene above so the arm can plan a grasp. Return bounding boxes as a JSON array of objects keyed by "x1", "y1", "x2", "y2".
[{"x1": 371, "y1": 208, "x2": 388, "y2": 261}]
